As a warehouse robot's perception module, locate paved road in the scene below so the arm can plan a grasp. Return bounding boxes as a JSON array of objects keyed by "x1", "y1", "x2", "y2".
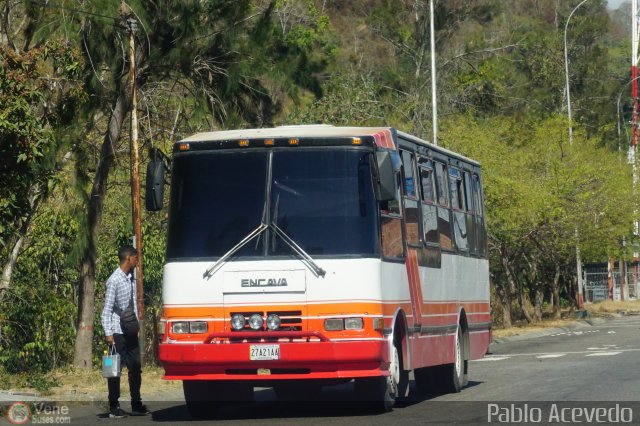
[{"x1": 2, "y1": 315, "x2": 640, "y2": 425}]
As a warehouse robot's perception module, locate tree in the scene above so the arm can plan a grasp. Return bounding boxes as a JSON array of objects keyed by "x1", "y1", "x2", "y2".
[
  {"x1": 441, "y1": 114, "x2": 634, "y2": 324},
  {"x1": 67, "y1": 0, "x2": 332, "y2": 368},
  {"x1": 0, "y1": 34, "x2": 85, "y2": 301}
]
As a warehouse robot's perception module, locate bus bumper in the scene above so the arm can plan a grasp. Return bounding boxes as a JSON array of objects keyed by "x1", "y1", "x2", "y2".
[{"x1": 159, "y1": 338, "x2": 389, "y2": 381}]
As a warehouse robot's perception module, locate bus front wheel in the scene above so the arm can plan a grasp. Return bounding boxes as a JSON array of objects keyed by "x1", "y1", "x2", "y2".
[{"x1": 354, "y1": 338, "x2": 407, "y2": 412}]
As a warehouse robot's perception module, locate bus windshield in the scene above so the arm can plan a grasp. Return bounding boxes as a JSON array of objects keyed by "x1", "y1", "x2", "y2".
[{"x1": 166, "y1": 148, "x2": 379, "y2": 261}]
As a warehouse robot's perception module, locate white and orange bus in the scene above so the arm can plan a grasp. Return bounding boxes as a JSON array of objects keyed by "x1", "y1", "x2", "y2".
[{"x1": 150, "y1": 125, "x2": 490, "y2": 417}]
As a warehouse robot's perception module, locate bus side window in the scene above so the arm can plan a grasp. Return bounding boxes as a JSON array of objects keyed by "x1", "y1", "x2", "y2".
[
  {"x1": 380, "y1": 175, "x2": 402, "y2": 216},
  {"x1": 419, "y1": 162, "x2": 435, "y2": 203},
  {"x1": 449, "y1": 167, "x2": 461, "y2": 210},
  {"x1": 401, "y1": 150, "x2": 420, "y2": 246},
  {"x1": 380, "y1": 158, "x2": 404, "y2": 259},
  {"x1": 434, "y1": 162, "x2": 449, "y2": 208},
  {"x1": 464, "y1": 171, "x2": 478, "y2": 256},
  {"x1": 434, "y1": 162, "x2": 453, "y2": 251},
  {"x1": 381, "y1": 216, "x2": 404, "y2": 259},
  {"x1": 450, "y1": 167, "x2": 468, "y2": 253},
  {"x1": 473, "y1": 173, "x2": 487, "y2": 258},
  {"x1": 401, "y1": 150, "x2": 417, "y2": 199}
]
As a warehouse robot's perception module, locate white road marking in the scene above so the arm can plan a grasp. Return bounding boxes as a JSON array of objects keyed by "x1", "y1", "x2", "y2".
[
  {"x1": 477, "y1": 347, "x2": 640, "y2": 359},
  {"x1": 475, "y1": 356, "x2": 511, "y2": 362},
  {"x1": 536, "y1": 354, "x2": 566, "y2": 359},
  {"x1": 608, "y1": 331, "x2": 617, "y2": 334},
  {"x1": 585, "y1": 351, "x2": 622, "y2": 357}
]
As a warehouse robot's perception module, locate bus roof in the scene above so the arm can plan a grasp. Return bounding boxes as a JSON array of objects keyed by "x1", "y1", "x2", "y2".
[{"x1": 180, "y1": 125, "x2": 480, "y2": 166}]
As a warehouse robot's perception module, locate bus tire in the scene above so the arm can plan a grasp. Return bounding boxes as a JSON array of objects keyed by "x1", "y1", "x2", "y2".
[
  {"x1": 440, "y1": 326, "x2": 467, "y2": 393},
  {"x1": 354, "y1": 336, "x2": 407, "y2": 412},
  {"x1": 391, "y1": 336, "x2": 410, "y2": 400},
  {"x1": 182, "y1": 380, "x2": 219, "y2": 419}
]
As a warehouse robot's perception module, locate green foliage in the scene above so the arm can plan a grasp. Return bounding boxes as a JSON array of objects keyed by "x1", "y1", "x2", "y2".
[
  {"x1": 286, "y1": 73, "x2": 400, "y2": 126},
  {"x1": 0, "y1": 42, "x2": 84, "y2": 246},
  {"x1": 442, "y1": 112, "x2": 634, "y2": 321},
  {"x1": 0, "y1": 207, "x2": 79, "y2": 373}
]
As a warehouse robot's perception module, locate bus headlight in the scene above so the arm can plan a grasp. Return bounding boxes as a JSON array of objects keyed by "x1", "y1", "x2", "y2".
[
  {"x1": 344, "y1": 317, "x2": 364, "y2": 330},
  {"x1": 249, "y1": 314, "x2": 264, "y2": 330},
  {"x1": 189, "y1": 321, "x2": 208, "y2": 334},
  {"x1": 324, "y1": 318, "x2": 344, "y2": 331},
  {"x1": 266, "y1": 314, "x2": 281, "y2": 331},
  {"x1": 171, "y1": 321, "x2": 189, "y2": 334},
  {"x1": 231, "y1": 314, "x2": 245, "y2": 331}
]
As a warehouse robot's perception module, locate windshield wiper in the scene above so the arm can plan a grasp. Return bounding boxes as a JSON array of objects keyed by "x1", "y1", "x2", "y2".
[
  {"x1": 202, "y1": 223, "x2": 268, "y2": 280},
  {"x1": 271, "y1": 191, "x2": 325, "y2": 278},
  {"x1": 271, "y1": 223, "x2": 326, "y2": 278},
  {"x1": 201, "y1": 221, "x2": 326, "y2": 280}
]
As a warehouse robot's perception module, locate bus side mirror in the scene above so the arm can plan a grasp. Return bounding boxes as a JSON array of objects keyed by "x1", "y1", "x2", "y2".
[
  {"x1": 145, "y1": 150, "x2": 165, "y2": 211},
  {"x1": 375, "y1": 151, "x2": 397, "y2": 202}
]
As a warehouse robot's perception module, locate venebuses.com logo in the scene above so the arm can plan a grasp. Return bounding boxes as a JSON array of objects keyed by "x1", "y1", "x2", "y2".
[
  {"x1": 3, "y1": 402, "x2": 71, "y2": 424},
  {"x1": 5, "y1": 402, "x2": 31, "y2": 425}
]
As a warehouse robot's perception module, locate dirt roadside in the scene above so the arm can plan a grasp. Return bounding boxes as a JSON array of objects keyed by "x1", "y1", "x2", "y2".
[{"x1": 492, "y1": 299, "x2": 640, "y2": 340}]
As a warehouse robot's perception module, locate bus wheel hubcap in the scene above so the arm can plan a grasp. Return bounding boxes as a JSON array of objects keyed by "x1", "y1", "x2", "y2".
[{"x1": 389, "y1": 345, "x2": 400, "y2": 396}]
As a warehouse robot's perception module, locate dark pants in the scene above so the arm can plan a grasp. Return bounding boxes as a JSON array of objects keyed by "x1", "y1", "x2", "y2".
[{"x1": 107, "y1": 333, "x2": 142, "y2": 409}]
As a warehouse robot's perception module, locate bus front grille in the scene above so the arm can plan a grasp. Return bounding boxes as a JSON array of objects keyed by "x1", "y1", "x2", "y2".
[{"x1": 230, "y1": 310, "x2": 302, "y2": 332}]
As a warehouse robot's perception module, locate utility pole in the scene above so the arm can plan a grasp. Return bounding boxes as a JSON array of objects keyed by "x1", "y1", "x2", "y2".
[
  {"x1": 127, "y1": 17, "x2": 145, "y2": 363},
  {"x1": 631, "y1": 0, "x2": 640, "y2": 299},
  {"x1": 563, "y1": 0, "x2": 588, "y2": 309},
  {"x1": 430, "y1": 0, "x2": 438, "y2": 146}
]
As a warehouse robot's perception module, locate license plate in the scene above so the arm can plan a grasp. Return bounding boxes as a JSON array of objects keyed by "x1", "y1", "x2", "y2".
[{"x1": 250, "y1": 344, "x2": 280, "y2": 361}]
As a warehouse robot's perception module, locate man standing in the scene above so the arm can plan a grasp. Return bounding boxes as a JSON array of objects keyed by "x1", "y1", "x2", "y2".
[{"x1": 101, "y1": 245, "x2": 149, "y2": 418}]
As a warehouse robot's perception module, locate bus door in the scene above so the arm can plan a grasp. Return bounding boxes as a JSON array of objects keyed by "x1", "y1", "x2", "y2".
[{"x1": 400, "y1": 150, "x2": 424, "y2": 332}]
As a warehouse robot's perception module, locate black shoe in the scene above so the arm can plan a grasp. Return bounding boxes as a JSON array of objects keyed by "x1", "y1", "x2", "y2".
[
  {"x1": 109, "y1": 406, "x2": 127, "y2": 418},
  {"x1": 130, "y1": 404, "x2": 150, "y2": 416}
]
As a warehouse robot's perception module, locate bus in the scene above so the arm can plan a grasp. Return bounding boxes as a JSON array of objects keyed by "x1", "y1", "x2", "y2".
[{"x1": 147, "y1": 125, "x2": 490, "y2": 417}]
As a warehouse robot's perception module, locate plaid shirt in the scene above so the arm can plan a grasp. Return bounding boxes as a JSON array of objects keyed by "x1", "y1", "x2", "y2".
[{"x1": 101, "y1": 267, "x2": 138, "y2": 336}]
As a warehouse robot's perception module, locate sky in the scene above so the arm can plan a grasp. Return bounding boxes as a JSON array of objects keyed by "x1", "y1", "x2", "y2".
[{"x1": 607, "y1": 0, "x2": 629, "y2": 9}]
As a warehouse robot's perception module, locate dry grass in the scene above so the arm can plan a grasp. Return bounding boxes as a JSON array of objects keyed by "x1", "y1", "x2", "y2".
[
  {"x1": 29, "y1": 366, "x2": 181, "y2": 400},
  {"x1": 492, "y1": 300, "x2": 640, "y2": 340},
  {"x1": 492, "y1": 318, "x2": 577, "y2": 340},
  {"x1": 583, "y1": 300, "x2": 640, "y2": 317}
]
